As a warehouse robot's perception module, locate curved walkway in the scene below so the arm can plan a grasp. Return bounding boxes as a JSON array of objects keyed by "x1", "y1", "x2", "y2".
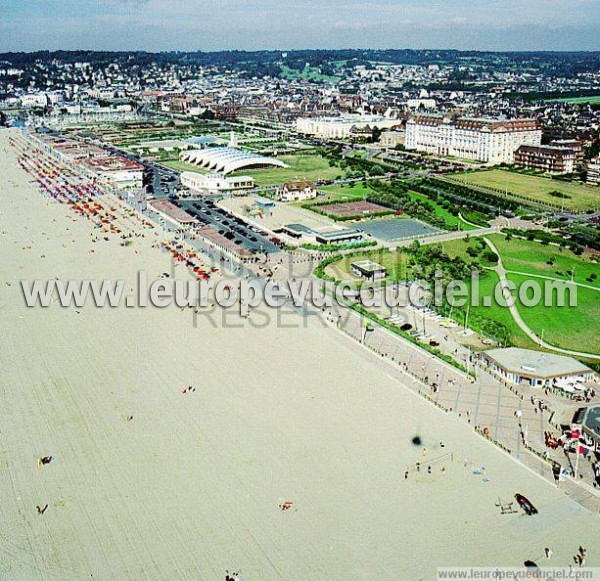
[
  {"x1": 483, "y1": 237, "x2": 600, "y2": 360},
  {"x1": 503, "y1": 268, "x2": 599, "y2": 292}
]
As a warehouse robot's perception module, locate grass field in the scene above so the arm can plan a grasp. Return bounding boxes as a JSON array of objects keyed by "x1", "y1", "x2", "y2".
[
  {"x1": 317, "y1": 183, "x2": 375, "y2": 202},
  {"x1": 322, "y1": 235, "x2": 599, "y2": 354},
  {"x1": 324, "y1": 249, "x2": 411, "y2": 284},
  {"x1": 455, "y1": 268, "x2": 598, "y2": 354},
  {"x1": 544, "y1": 95, "x2": 600, "y2": 104},
  {"x1": 508, "y1": 273, "x2": 600, "y2": 354},
  {"x1": 463, "y1": 271, "x2": 539, "y2": 350},
  {"x1": 408, "y1": 191, "x2": 479, "y2": 231},
  {"x1": 450, "y1": 169, "x2": 599, "y2": 211},
  {"x1": 487, "y1": 234, "x2": 600, "y2": 289},
  {"x1": 161, "y1": 159, "x2": 210, "y2": 174},
  {"x1": 323, "y1": 249, "x2": 538, "y2": 349},
  {"x1": 231, "y1": 154, "x2": 343, "y2": 187}
]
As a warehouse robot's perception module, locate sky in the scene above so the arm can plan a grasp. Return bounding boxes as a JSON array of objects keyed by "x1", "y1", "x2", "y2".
[{"x1": 1, "y1": 0, "x2": 599, "y2": 52}]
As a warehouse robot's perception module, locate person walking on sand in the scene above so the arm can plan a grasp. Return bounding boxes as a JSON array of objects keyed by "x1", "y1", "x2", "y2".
[
  {"x1": 544, "y1": 547, "x2": 553, "y2": 559},
  {"x1": 36, "y1": 504, "x2": 48, "y2": 515}
]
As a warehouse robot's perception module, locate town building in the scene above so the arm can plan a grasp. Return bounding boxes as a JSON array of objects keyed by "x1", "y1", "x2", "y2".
[
  {"x1": 478, "y1": 348, "x2": 596, "y2": 388},
  {"x1": 351, "y1": 260, "x2": 388, "y2": 281},
  {"x1": 586, "y1": 156, "x2": 600, "y2": 185},
  {"x1": 514, "y1": 145, "x2": 576, "y2": 174},
  {"x1": 276, "y1": 180, "x2": 318, "y2": 202},
  {"x1": 79, "y1": 156, "x2": 144, "y2": 189},
  {"x1": 379, "y1": 130, "x2": 405, "y2": 148},
  {"x1": 296, "y1": 114, "x2": 400, "y2": 139},
  {"x1": 280, "y1": 223, "x2": 362, "y2": 245},
  {"x1": 549, "y1": 139, "x2": 584, "y2": 165},
  {"x1": 406, "y1": 98, "x2": 436, "y2": 110},
  {"x1": 404, "y1": 115, "x2": 542, "y2": 163},
  {"x1": 134, "y1": 139, "x2": 183, "y2": 154},
  {"x1": 180, "y1": 172, "x2": 254, "y2": 195},
  {"x1": 148, "y1": 199, "x2": 198, "y2": 226}
]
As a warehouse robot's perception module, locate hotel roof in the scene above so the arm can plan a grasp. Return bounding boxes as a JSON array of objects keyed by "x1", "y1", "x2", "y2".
[{"x1": 408, "y1": 115, "x2": 540, "y2": 132}]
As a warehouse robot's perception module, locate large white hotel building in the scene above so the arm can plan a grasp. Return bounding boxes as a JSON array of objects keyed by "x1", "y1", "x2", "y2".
[
  {"x1": 296, "y1": 114, "x2": 400, "y2": 139},
  {"x1": 405, "y1": 115, "x2": 542, "y2": 164}
]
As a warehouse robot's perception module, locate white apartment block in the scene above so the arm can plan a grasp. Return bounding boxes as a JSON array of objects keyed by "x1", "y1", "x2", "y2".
[
  {"x1": 405, "y1": 115, "x2": 542, "y2": 164},
  {"x1": 587, "y1": 156, "x2": 600, "y2": 185},
  {"x1": 296, "y1": 114, "x2": 400, "y2": 139}
]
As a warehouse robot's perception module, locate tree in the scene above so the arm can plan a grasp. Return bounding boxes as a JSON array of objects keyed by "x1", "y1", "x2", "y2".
[
  {"x1": 199, "y1": 109, "x2": 215, "y2": 120},
  {"x1": 584, "y1": 138, "x2": 600, "y2": 160},
  {"x1": 371, "y1": 125, "x2": 383, "y2": 143},
  {"x1": 482, "y1": 250, "x2": 498, "y2": 264}
]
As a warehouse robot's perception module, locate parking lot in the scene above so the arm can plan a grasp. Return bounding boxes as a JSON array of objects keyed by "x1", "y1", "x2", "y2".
[
  {"x1": 178, "y1": 198, "x2": 280, "y2": 254},
  {"x1": 150, "y1": 163, "x2": 180, "y2": 198}
]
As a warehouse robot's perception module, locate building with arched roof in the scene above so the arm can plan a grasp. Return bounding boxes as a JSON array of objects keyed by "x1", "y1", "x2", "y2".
[{"x1": 180, "y1": 147, "x2": 287, "y2": 175}]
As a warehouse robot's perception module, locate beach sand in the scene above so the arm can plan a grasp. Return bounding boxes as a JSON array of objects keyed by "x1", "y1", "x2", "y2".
[{"x1": 1, "y1": 129, "x2": 598, "y2": 580}]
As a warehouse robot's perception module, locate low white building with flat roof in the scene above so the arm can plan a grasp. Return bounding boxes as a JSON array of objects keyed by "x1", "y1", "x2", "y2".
[
  {"x1": 180, "y1": 172, "x2": 254, "y2": 196},
  {"x1": 351, "y1": 260, "x2": 387, "y2": 281},
  {"x1": 479, "y1": 348, "x2": 596, "y2": 388}
]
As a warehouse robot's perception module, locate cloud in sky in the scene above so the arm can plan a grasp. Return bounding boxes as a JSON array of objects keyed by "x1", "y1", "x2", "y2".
[{"x1": 0, "y1": 0, "x2": 599, "y2": 51}]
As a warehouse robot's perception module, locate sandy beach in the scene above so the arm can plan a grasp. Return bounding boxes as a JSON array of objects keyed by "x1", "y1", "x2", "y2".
[{"x1": 1, "y1": 128, "x2": 599, "y2": 580}]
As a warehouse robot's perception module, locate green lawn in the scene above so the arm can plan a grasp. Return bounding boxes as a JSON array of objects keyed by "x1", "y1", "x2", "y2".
[
  {"x1": 487, "y1": 234, "x2": 600, "y2": 289},
  {"x1": 323, "y1": 250, "x2": 537, "y2": 348},
  {"x1": 508, "y1": 273, "x2": 600, "y2": 354},
  {"x1": 231, "y1": 154, "x2": 343, "y2": 187},
  {"x1": 544, "y1": 95, "x2": 600, "y2": 104},
  {"x1": 324, "y1": 249, "x2": 411, "y2": 284},
  {"x1": 440, "y1": 238, "x2": 483, "y2": 259},
  {"x1": 449, "y1": 169, "x2": 600, "y2": 211},
  {"x1": 408, "y1": 191, "x2": 479, "y2": 231},
  {"x1": 457, "y1": 236, "x2": 600, "y2": 353},
  {"x1": 456, "y1": 269, "x2": 598, "y2": 354},
  {"x1": 161, "y1": 160, "x2": 211, "y2": 174},
  {"x1": 320, "y1": 236, "x2": 599, "y2": 354},
  {"x1": 463, "y1": 271, "x2": 539, "y2": 350},
  {"x1": 317, "y1": 183, "x2": 375, "y2": 202}
]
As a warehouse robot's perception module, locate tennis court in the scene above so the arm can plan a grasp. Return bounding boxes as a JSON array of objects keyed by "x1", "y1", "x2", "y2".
[{"x1": 357, "y1": 218, "x2": 441, "y2": 241}]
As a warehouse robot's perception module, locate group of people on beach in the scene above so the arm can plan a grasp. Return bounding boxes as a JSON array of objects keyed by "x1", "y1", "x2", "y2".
[
  {"x1": 405, "y1": 444, "x2": 449, "y2": 480},
  {"x1": 573, "y1": 546, "x2": 588, "y2": 567}
]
